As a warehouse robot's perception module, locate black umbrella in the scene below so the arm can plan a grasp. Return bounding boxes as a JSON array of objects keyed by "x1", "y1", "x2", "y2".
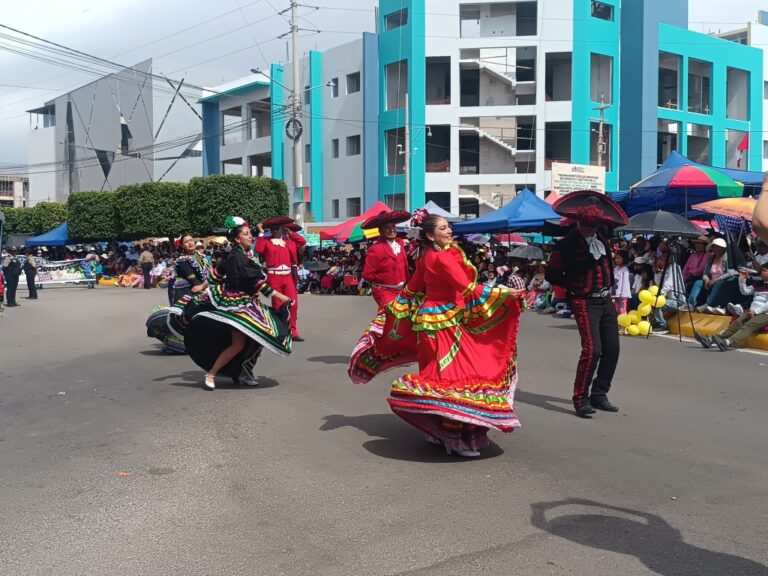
[
  {"x1": 616, "y1": 210, "x2": 701, "y2": 237},
  {"x1": 509, "y1": 245, "x2": 544, "y2": 260},
  {"x1": 306, "y1": 261, "x2": 330, "y2": 272}
]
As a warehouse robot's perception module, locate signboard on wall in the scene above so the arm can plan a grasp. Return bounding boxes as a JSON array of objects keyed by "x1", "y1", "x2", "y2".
[{"x1": 551, "y1": 162, "x2": 606, "y2": 195}]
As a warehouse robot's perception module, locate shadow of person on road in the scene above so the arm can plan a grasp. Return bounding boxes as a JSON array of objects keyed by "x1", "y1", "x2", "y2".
[
  {"x1": 307, "y1": 355, "x2": 349, "y2": 365},
  {"x1": 515, "y1": 389, "x2": 574, "y2": 416},
  {"x1": 531, "y1": 498, "x2": 768, "y2": 576},
  {"x1": 320, "y1": 414, "x2": 504, "y2": 463},
  {"x1": 155, "y1": 371, "x2": 280, "y2": 390}
]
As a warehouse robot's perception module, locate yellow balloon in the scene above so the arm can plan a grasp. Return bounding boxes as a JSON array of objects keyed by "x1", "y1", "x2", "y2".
[
  {"x1": 655, "y1": 295, "x2": 667, "y2": 308},
  {"x1": 617, "y1": 313, "x2": 631, "y2": 328},
  {"x1": 638, "y1": 290, "x2": 654, "y2": 304},
  {"x1": 627, "y1": 325, "x2": 640, "y2": 336},
  {"x1": 637, "y1": 320, "x2": 652, "y2": 336},
  {"x1": 628, "y1": 310, "x2": 641, "y2": 324},
  {"x1": 638, "y1": 303, "x2": 653, "y2": 317},
  {"x1": 649, "y1": 286, "x2": 660, "y2": 296}
]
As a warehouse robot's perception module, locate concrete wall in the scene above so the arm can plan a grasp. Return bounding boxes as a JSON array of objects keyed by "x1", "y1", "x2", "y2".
[{"x1": 27, "y1": 127, "x2": 56, "y2": 205}]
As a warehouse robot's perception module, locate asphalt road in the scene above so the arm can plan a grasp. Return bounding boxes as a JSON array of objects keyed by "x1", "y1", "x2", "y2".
[{"x1": 1, "y1": 286, "x2": 767, "y2": 576}]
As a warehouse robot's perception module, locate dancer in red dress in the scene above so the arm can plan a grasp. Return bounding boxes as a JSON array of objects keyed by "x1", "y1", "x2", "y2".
[
  {"x1": 349, "y1": 213, "x2": 525, "y2": 457},
  {"x1": 361, "y1": 210, "x2": 411, "y2": 308},
  {"x1": 255, "y1": 216, "x2": 304, "y2": 341}
]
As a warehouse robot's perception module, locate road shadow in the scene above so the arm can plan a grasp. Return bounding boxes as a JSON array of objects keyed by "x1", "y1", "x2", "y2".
[
  {"x1": 516, "y1": 389, "x2": 574, "y2": 415},
  {"x1": 307, "y1": 355, "x2": 349, "y2": 365},
  {"x1": 153, "y1": 371, "x2": 199, "y2": 383},
  {"x1": 320, "y1": 413, "x2": 504, "y2": 463},
  {"x1": 139, "y1": 348, "x2": 167, "y2": 356},
  {"x1": 168, "y1": 376, "x2": 279, "y2": 390},
  {"x1": 531, "y1": 498, "x2": 768, "y2": 576},
  {"x1": 548, "y1": 323, "x2": 578, "y2": 330}
]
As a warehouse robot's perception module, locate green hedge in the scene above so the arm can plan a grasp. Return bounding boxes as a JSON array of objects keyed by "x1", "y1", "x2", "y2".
[
  {"x1": 115, "y1": 182, "x2": 189, "y2": 239},
  {"x1": 67, "y1": 191, "x2": 119, "y2": 241},
  {"x1": 187, "y1": 175, "x2": 289, "y2": 236},
  {"x1": 1, "y1": 202, "x2": 68, "y2": 235}
]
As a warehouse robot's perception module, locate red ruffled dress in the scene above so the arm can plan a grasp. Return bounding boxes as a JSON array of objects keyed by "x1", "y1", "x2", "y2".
[{"x1": 349, "y1": 243, "x2": 523, "y2": 453}]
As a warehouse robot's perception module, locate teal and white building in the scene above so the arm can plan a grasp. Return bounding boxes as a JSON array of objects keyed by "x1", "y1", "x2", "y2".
[{"x1": 201, "y1": 0, "x2": 765, "y2": 222}]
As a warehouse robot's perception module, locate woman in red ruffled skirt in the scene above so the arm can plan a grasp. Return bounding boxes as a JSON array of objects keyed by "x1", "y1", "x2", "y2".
[{"x1": 349, "y1": 213, "x2": 524, "y2": 457}]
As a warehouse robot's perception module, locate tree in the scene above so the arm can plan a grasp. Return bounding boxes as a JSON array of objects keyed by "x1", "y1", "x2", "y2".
[
  {"x1": 30, "y1": 202, "x2": 68, "y2": 234},
  {"x1": 187, "y1": 175, "x2": 289, "y2": 235},
  {"x1": 115, "y1": 182, "x2": 189, "y2": 239},
  {"x1": 67, "y1": 191, "x2": 120, "y2": 241}
]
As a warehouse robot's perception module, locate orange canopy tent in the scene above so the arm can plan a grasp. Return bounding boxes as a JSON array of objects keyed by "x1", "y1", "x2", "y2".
[
  {"x1": 319, "y1": 201, "x2": 391, "y2": 241},
  {"x1": 691, "y1": 197, "x2": 757, "y2": 221}
]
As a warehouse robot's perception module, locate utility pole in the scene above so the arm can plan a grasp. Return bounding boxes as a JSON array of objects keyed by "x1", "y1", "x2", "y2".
[
  {"x1": 594, "y1": 93, "x2": 609, "y2": 169},
  {"x1": 403, "y1": 92, "x2": 409, "y2": 212},
  {"x1": 290, "y1": 0, "x2": 305, "y2": 224}
]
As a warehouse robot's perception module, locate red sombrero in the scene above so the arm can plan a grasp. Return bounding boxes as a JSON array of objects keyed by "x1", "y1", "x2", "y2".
[
  {"x1": 285, "y1": 222, "x2": 303, "y2": 232},
  {"x1": 552, "y1": 190, "x2": 628, "y2": 227},
  {"x1": 361, "y1": 210, "x2": 411, "y2": 230},
  {"x1": 262, "y1": 215, "x2": 295, "y2": 228}
]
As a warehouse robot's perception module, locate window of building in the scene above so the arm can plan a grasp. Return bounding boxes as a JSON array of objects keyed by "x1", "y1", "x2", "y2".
[
  {"x1": 221, "y1": 107, "x2": 242, "y2": 145},
  {"x1": 589, "y1": 121, "x2": 611, "y2": 171},
  {"x1": 346, "y1": 197, "x2": 361, "y2": 217},
  {"x1": 727, "y1": 67, "x2": 749, "y2": 121},
  {"x1": 303, "y1": 85, "x2": 310, "y2": 105},
  {"x1": 330, "y1": 78, "x2": 339, "y2": 98},
  {"x1": 332, "y1": 139, "x2": 339, "y2": 158},
  {"x1": 726, "y1": 129, "x2": 749, "y2": 169},
  {"x1": 425, "y1": 192, "x2": 451, "y2": 211},
  {"x1": 657, "y1": 119, "x2": 679, "y2": 167},
  {"x1": 385, "y1": 194, "x2": 406, "y2": 210},
  {"x1": 658, "y1": 52, "x2": 681, "y2": 109},
  {"x1": 385, "y1": 60, "x2": 408, "y2": 110},
  {"x1": 590, "y1": 53, "x2": 612, "y2": 104},
  {"x1": 346, "y1": 72, "x2": 360, "y2": 94},
  {"x1": 591, "y1": 1, "x2": 614, "y2": 21},
  {"x1": 426, "y1": 57, "x2": 451, "y2": 105},
  {"x1": 763, "y1": 140, "x2": 768, "y2": 159},
  {"x1": 425, "y1": 125, "x2": 450, "y2": 173},
  {"x1": 764, "y1": 81, "x2": 768, "y2": 100},
  {"x1": 222, "y1": 158, "x2": 243, "y2": 174},
  {"x1": 687, "y1": 123, "x2": 711, "y2": 164},
  {"x1": 305, "y1": 144, "x2": 311, "y2": 162},
  {"x1": 385, "y1": 128, "x2": 406, "y2": 175},
  {"x1": 688, "y1": 59, "x2": 712, "y2": 114},
  {"x1": 346, "y1": 135, "x2": 361, "y2": 156},
  {"x1": 332, "y1": 199, "x2": 340, "y2": 219},
  {"x1": 385, "y1": 8, "x2": 408, "y2": 31},
  {"x1": 545, "y1": 53, "x2": 572, "y2": 101},
  {"x1": 545, "y1": 121, "x2": 572, "y2": 169}
]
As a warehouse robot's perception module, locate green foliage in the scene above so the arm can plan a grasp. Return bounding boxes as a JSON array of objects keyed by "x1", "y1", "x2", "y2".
[
  {"x1": 115, "y1": 182, "x2": 189, "y2": 239},
  {"x1": 1, "y1": 202, "x2": 68, "y2": 235},
  {"x1": 187, "y1": 175, "x2": 289, "y2": 235},
  {"x1": 67, "y1": 191, "x2": 119, "y2": 241}
]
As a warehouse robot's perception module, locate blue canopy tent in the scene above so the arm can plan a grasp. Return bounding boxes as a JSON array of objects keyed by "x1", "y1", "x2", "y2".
[
  {"x1": 452, "y1": 189, "x2": 559, "y2": 234},
  {"x1": 26, "y1": 222, "x2": 69, "y2": 247}
]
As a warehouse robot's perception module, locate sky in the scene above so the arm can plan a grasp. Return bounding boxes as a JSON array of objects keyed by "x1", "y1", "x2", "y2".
[{"x1": 0, "y1": 0, "x2": 765, "y2": 167}]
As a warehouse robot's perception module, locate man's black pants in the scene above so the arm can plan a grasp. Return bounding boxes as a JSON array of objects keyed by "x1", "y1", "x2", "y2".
[
  {"x1": 570, "y1": 295, "x2": 620, "y2": 408},
  {"x1": 141, "y1": 263, "x2": 152, "y2": 289},
  {"x1": 26, "y1": 272, "x2": 38, "y2": 299},
  {"x1": 3, "y1": 270, "x2": 19, "y2": 305}
]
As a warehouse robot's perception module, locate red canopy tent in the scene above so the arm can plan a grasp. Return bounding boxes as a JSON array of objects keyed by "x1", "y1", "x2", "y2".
[{"x1": 318, "y1": 201, "x2": 391, "y2": 241}]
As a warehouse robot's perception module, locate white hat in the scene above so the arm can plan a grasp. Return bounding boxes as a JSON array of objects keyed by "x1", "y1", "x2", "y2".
[
  {"x1": 708, "y1": 238, "x2": 727, "y2": 250},
  {"x1": 195, "y1": 240, "x2": 204, "y2": 247}
]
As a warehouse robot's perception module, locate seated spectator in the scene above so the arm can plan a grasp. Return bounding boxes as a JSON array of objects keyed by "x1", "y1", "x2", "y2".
[
  {"x1": 650, "y1": 254, "x2": 686, "y2": 333},
  {"x1": 150, "y1": 257, "x2": 167, "y2": 287},
  {"x1": 484, "y1": 270, "x2": 499, "y2": 288},
  {"x1": 118, "y1": 263, "x2": 143, "y2": 288},
  {"x1": 526, "y1": 262, "x2": 550, "y2": 309},
  {"x1": 695, "y1": 262, "x2": 768, "y2": 351},
  {"x1": 687, "y1": 238, "x2": 737, "y2": 311},
  {"x1": 682, "y1": 236, "x2": 710, "y2": 292},
  {"x1": 748, "y1": 239, "x2": 768, "y2": 269},
  {"x1": 630, "y1": 261, "x2": 653, "y2": 309}
]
